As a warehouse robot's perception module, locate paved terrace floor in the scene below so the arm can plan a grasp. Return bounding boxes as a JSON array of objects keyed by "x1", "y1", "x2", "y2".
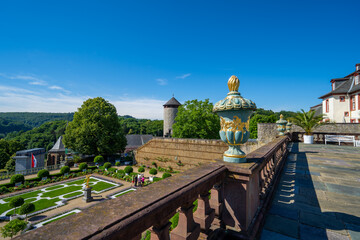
[{"x1": 260, "y1": 143, "x2": 360, "y2": 240}]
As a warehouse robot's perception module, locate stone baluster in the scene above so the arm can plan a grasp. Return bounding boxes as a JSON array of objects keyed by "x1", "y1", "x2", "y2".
[
  {"x1": 171, "y1": 202, "x2": 200, "y2": 240},
  {"x1": 209, "y1": 183, "x2": 223, "y2": 218},
  {"x1": 194, "y1": 190, "x2": 215, "y2": 232},
  {"x1": 150, "y1": 211, "x2": 175, "y2": 240}
]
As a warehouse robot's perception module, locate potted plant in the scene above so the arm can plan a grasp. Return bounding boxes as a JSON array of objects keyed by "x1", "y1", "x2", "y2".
[{"x1": 291, "y1": 109, "x2": 324, "y2": 144}]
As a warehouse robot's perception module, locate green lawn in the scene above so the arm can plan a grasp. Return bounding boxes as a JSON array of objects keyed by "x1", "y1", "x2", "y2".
[
  {"x1": 91, "y1": 181, "x2": 116, "y2": 192},
  {"x1": 63, "y1": 191, "x2": 83, "y2": 199},
  {"x1": 3, "y1": 190, "x2": 42, "y2": 202},
  {"x1": 0, "y1": 177, "x2": 119, "y2": 217},
  {"x1": 45, "y1": 185, "x2": 64, "y2": 191},
  {"x1": 41, "y1": 186, "x2": 83, "y2": 198},
  {"x1": 43, "y1": 211, "x2": 77, "y2": 226},
  {"x1": 66, "y1": 178, "x2": 96, "y2": 185},
  {"x1": 5, "y1": 198, "x2": 61, "y2": 216}
]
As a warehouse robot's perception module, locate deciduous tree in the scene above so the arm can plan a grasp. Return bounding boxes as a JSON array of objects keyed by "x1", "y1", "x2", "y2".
[
  {"x1": 63, "y1": 97, "x2": 127, "y2": 156},
  {"x1": 0, "y1": 219, "x2": 27, "y2": 239},
  {"x1": 172, "y1": 99, "x2": 220, "y2": 139}
]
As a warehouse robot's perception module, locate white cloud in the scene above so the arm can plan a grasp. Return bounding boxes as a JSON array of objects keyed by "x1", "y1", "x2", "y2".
[
  {"x1": 0, "y1": 73, "x2": 47, "y2": 86},
  {"x1": 176, "y1": 73, "x2": 191, "y2": 79},
  {"x1": 112, "y1": 98, "x2": 164, "y2": 119},
  {"x1": 156, "y1": 78, "x2": 167, "y2": 86},
  {"x1": 49, "y1": 85, "x2": 63, "y2": 90},
  {"x1": 0, "y1": 85, "x2": 164, "y2": 119}
]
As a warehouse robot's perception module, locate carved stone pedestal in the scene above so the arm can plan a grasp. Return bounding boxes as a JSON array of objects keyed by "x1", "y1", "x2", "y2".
[{"x1": 83, "y1": 187, "x2": 93, "y2": 202}]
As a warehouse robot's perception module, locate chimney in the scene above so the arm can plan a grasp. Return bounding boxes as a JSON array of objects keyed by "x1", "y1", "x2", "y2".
[{"x1": 356, "y1": 63, "x2": 360, "y2": 71}]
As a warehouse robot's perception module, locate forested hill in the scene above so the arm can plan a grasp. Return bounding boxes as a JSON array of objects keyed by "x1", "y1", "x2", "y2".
[
  {"x1": 0, "y1": 112, "x2": 74, "y2": 128},
  {"x1": 0, "y1": 118, "x2": 32, "y2": 138}
]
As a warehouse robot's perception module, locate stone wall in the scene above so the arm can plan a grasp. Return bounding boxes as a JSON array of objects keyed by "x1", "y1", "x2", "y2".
[
  {"x1": 258, "y1": 123, "x2": 360, "y2": 143},
  {"x1": 135, "y1": 138, "x2": 260, "y2": 171}
]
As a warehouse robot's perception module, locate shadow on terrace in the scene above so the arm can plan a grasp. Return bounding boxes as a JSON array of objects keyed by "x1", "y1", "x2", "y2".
[{"x1": 260, "y1": 142, "x2": 360, "y2": 240}]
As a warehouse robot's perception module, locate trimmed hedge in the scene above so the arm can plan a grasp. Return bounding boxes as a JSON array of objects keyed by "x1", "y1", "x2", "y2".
[
  {"x1": 115, "y1": 162, "x2": 120, "y2": 166},
  {"x1": 37, "y1": 169, "x2": 50, "y2": 179},
  {"x1": 25, "y1": 177, "x2": 41, "y2": 182},
  {"x1": 162, "y1": 173, "x2": 172, "y2": 179},
  {"x1": 94, "y1": 155, "x2": 104, "y2": 164},
  {"x1": 149, "y1": 168, "x2": 158, "y2": 175},
  {"x1": 79, "y1": 163, "x2": 88, "y2": 170},
  {"x1": 70, "y1": 169, "x2": 82, "y2": 173},
  {"x1": 103, "y1": 162, "x2": 112, "y2": 169},
  {"x1": 138, "y1": 167, "x2": 145, "y2": 173},
  {"x1": 107, "y1": 167, "x2": 117, "y2": 172},
  {"x1": 10, "y1": 174, "x2": 24, "y2": 184},
  {"x1": 124, "y1": 166, "x2": 133, "y2": 174},
  {"x1": 50, "y1": 173, "x2": 63, "y2": 178},
  {"x1": 0, "y1": 182, "x2": 14, "y2": 188},
  {"x1": 88, "y1": 166, "x2": 97, "y2": 170},
  {"x1": 60, "y1": 166, "x2": 70, "y2": 174}
]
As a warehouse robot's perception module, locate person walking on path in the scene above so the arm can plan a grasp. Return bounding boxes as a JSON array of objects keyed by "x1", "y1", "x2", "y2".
[
  {"x1": 141, "y1": 176, "x2": 145, "y2": 187},
  {"x1": 134, "y1": 175, "x2": 138, "y2": 187}
]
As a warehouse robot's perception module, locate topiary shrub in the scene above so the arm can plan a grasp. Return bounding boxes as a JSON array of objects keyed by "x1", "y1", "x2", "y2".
[
  {"x1": 37, "y1": 169, "x2": 50, "y2": 179},
  {"x1": 19, "y1": 202, "x2": 35, "y2": 219},
  {"x1": 60, "y1": 166, "x2": 70, "y2": 175},
  {"x1": 138, "y1": 167, "x2": 145, "y2": 173},
  {"x1": 115, "y1": 161, "x2": 120, "y2": 166},
  {"x1": 124, "y1": 166, "x2": 133, "y2": 174},
  {"x1": 107, "y1": 167, "x2": 117, "y2": 172},
  {"x1": 103, "y1": 162, "x2": 112, "y2": 169},
  {"x1": 162, "y1": 172, "x2": 172, "y2": 179},
  {"x1": 149, "y1": 168, "x2": 158, "y2": 175},
  {"x1": 10, "y1": 174, "x2": 24, "y2": 185},
  {"x1": 79, "y1": 163, "x2": 88, "y2": 170},
  {"x1": 94, "y1": 155, "x2": 104, "y2": 164},
  {"x1": 9, "y1": 197, "x2": 24, "y2": 215}
]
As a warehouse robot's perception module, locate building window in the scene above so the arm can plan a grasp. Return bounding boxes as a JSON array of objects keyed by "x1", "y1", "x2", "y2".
[
  {"x1": 332, "y1": 82, "x2": 335, "y2": 90},
  {"x1": 350, "y1": 96, "x2": 356, "y2": 111},
  {"x1": 340, "y1": 96, "x2": 345, "y2": 102},
  {"x1": 355, "y1": 74, "x2": 359, "y2": 85},
  {"x1": 358, "y1": 94, "x2": 360, "y2": 110},
  {"x1": 325, "y1": 99, "x2": 329, "y2": 113},
  {"x1": 344, "y1": 112, "x2": 349, "y2": 117}
]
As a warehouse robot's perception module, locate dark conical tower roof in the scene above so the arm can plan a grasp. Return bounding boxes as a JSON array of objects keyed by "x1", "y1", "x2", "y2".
[
  {"x1": 163, "y1": 97, "x2": 181, "y2": 107},
  {"x1": 48, "y1": 136, "x2": 66, "y2": 153}
]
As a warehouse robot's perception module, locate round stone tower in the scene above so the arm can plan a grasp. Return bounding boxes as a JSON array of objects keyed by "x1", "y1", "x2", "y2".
[{"x1": 163, "y1": 97, "x2": 181, "y2": 137}]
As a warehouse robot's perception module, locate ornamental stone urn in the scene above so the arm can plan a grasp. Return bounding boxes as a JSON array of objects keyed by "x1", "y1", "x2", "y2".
[
  {"x1": 286, "y1": 119, "x2": 293, "y2": 132},
  {"x1": 276, "y1": 114, "x2": 287, "y2": 136},
  {"x1": 213, "y1": 75, "x2": 256, "y2": 163}
]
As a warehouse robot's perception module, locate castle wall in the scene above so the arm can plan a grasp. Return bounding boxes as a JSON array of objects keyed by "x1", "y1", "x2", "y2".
[{"x1": 135, "y1": 137, "x2": 261, "y2": 171}]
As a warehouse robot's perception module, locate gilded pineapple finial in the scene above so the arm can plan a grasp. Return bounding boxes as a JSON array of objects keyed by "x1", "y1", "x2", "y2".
[
  {"x1": 228, "y1": 75, "x2": 240, "y2": 92},
  {"x1": 280, "y1": 114, "x2": 284, "y2": 119}
]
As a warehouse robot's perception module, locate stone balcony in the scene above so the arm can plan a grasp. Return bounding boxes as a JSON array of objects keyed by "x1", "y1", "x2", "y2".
[
  {"x1": 18, "y1": 136, "x2": 290, "y2": 240},
  {"x1": 17, "y1": 133, "x2": 360, "y2": 240}
]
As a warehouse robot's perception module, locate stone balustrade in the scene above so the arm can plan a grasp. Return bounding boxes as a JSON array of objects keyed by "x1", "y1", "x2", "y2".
[
  {"x1": 292, "y1": 131, "x2": 360, "y2": 143},
  {"x1": 17, "y1": 136, "x2": 290, "y2": 240}
]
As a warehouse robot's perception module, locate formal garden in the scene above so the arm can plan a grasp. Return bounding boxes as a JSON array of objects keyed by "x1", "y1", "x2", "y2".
[{"x1": 0, "y1": 158, "x2": 176, "y2": 238}]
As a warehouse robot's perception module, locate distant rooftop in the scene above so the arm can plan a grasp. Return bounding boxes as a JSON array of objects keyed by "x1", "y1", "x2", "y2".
[
  {"x1": 48, "y1": 136, "x2": 65, "y2": 153},
  {"x1": 163, "y1": 97, "x2": 181, "y2": 107}
]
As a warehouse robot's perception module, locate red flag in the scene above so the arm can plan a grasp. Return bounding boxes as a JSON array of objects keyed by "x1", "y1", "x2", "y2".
[{"x1": 31, "y1": 154, "x2": 37, "y2": 168}]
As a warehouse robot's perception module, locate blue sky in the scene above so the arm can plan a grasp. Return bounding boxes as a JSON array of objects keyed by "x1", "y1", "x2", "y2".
[{"x1": 0, "y1": 0, "x2": 359, "y2": 119}]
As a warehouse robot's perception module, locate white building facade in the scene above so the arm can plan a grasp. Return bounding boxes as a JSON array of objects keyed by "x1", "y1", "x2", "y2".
[{"x1": 318, "y1": 63, "x2": 360, "y2": 123}]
